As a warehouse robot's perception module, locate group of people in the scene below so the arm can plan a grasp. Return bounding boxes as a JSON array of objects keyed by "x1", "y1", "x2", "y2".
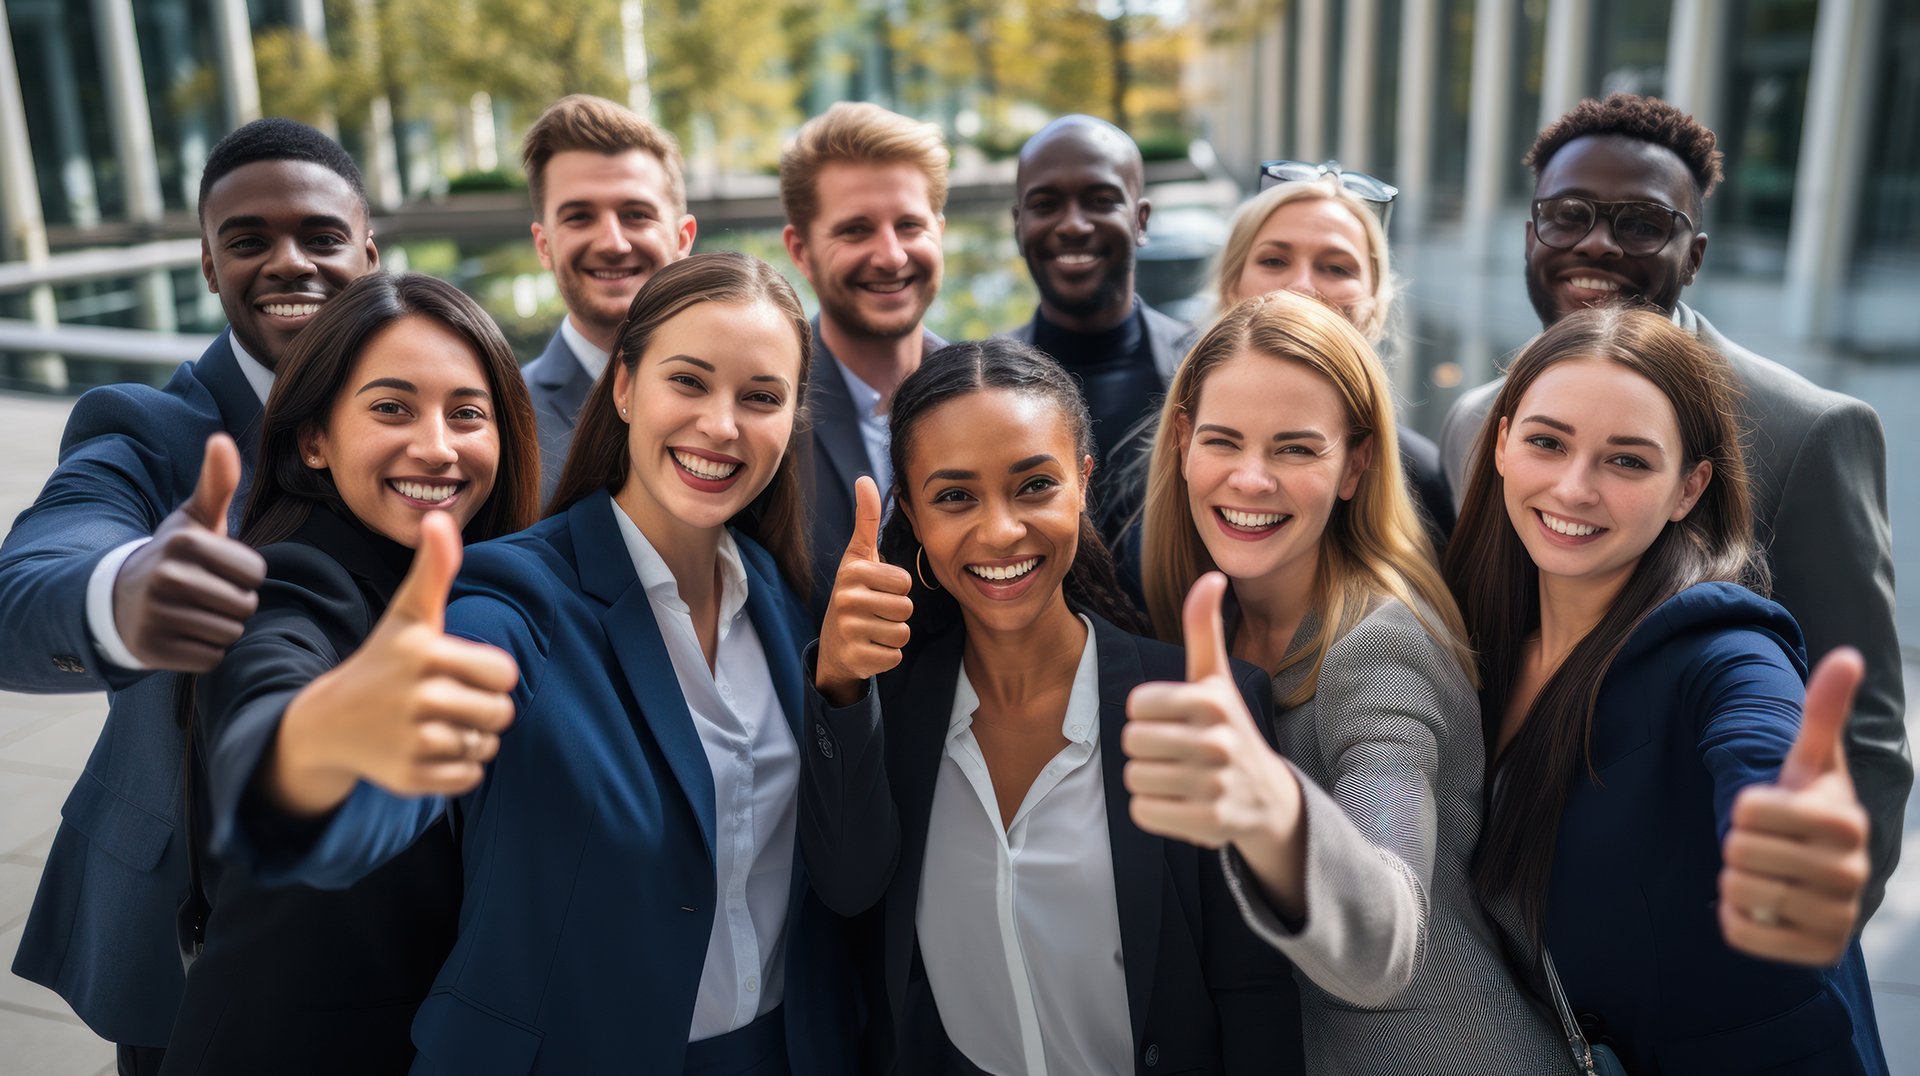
[{"x1": 0, "y1": 87, "x2": 1905, "y2": 1076}]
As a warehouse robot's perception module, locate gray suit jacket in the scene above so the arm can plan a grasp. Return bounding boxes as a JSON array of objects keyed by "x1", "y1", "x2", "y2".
[
  {"x1": 521, "y1": 328, "x2": 596, "y2": 508},
  {"x1": 1438, "y1": 303, "x2": 1910, "y2": 918},
  {"x1": 1220, "y1": 598, "x2": 1568, "y2": 1073}
]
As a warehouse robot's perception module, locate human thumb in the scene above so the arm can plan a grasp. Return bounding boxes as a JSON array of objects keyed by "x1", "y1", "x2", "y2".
[
  {"x1": 387, "y1": 511, "x2": 463, "y2": 631},
  {"x1": 184, "y1": 433, "x2": 243, "y2": 536},
  {"x1": 1779, "y1": 647, "x2": 1864, "y2": 791},
  {"x1": 842, "y1": 475, "x2": 883, "y2": 564},
  {"x1": 1182, "y1": 572, "x2": 1233, "y2": 685}
]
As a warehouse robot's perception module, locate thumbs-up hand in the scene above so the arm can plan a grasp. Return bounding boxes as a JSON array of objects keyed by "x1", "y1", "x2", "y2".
[
  {"x1": 1719, "y1": 647, "x2": 1872, "y2": 966},
  {"x1": 112, "y1": 433, "x2": 269, "y2": 671},
  {"x1": 1123, "y1": 573, "x2": 1308, "y2": 918},
  {"x1": 269, "y1": 511, "x2": 521, "y2": 816},
  {"x1": 815, "y1": 476, "x2": 913, "y2": 707}
]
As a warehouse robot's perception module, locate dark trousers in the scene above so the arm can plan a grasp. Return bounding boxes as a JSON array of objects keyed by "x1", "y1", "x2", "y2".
[
  {"x1": 117, "y1": 1044, "x2": 165, "y2": 1076},
  {"x1": 682, "y1": 1006, "x2": 789, "y2": 1076}
]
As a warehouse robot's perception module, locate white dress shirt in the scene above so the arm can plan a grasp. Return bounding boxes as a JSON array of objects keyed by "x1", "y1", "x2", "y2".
[
  {"x1": 612, "y1": 503, "x2": 799, "y2": 1040},
  {"x1": 560, "y1": 315, "x2": 612, "y2": 382},
  {"x1": 831, "y1": 357, "x2": 893, "y2": 499},
  {"x1": 84, "y1": 333, "x2": 277, "y2": 671},
  {"x1": 915, "y1": 616, "x2": 1132, "y2": 1076}
]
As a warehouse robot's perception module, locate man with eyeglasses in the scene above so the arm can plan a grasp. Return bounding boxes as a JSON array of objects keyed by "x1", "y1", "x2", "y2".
[{"x1": 1440, "y1": 93, "x2": 1908, "y2": 922}]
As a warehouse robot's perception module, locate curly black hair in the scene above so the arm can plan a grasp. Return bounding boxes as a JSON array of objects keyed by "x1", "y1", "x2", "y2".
[
  {"x1": 197, "y1": 118, "x2": 368, "y2": 221},
  {"x1": 1527, "y1": 93, "x2": 1725, "y2": 201}
]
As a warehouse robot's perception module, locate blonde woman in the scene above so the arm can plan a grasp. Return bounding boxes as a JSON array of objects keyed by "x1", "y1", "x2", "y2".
[{"x1": 1122, "y1": 291, "x2": 1568, "y2": 1072}]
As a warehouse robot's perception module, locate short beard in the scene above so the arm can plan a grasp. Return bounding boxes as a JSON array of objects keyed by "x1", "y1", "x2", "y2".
[
  {"x1": 1032, "y1": 253, "x2": 1133, "y2": 322},
  {"x1": 820, "y1": 291, "x2": 926, "y2": 342}
]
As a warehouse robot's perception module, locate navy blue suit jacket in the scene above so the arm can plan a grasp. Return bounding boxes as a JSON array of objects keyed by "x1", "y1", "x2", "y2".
[
  {"x1": 520, "y1": 329, "x2": 594, "y2": 509},
  {"x1": 236, "y1": 490, "x2": 858, "y2": 1075},
  {"x1": 1537, "y1": 582, "x2": 1885, "y2": 1074},
  {"x1": 801, "y1": 614, "x2": 1304, "y2": 1075},
  {"x1": 3, "y1": 331, "x2": 259, "y2": 1045}
]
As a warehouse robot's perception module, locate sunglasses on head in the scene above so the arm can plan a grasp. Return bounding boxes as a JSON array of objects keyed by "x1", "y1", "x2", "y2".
[
  {"x1": 1258, "y1": 159, "x2": 1399, "y2": 213},
  {"x1": 1530, "y1": 196, "x2": 1695, "y2": 257}
]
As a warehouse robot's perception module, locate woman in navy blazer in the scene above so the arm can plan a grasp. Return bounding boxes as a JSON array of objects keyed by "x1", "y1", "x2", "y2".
[
  {"x1": 232, "y1": 253, "x2": 857, "y2": 1075},
  {"x1": 1444, "y1": 306, "x2": 1883, "y2": 1073},
  {"x1": 805, "y1": 339, "x2": 1301, "y2": 1075}
]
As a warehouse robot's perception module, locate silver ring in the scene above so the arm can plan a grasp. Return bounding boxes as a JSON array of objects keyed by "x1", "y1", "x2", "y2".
[
  {"x1": 461, "y1": 726, "x2": 482, "y2": 760},
  {"x1": 1750, "y1": 903, "x2": 1781, "y2": 926}
]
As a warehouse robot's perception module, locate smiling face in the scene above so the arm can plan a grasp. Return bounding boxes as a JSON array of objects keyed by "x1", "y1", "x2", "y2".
[
  {"x1": 611, "y1": 300, "x2": 803, "y2": 539},
  {"x1": 1524, "y1": 134, "x2": 1706, "y2": 327},
  {"x1": 1179, "y1": 351, "x2": 1370, "y2": 597},
  {"x1": 1013, "y1": 128, "x2": 1149, "y2": 328},
  {"x1": 1495, "y1": 357, "x2": 1711, "y2": 597},
  {"x1": 200, "y1": 159, "x2": 378, "y2": 369},
  {"x1": 303, "y1": 316, "x2": 500, "y2": 547},
  {"x1": 899, "y1": 389, "x2": 1091, "y2": 637},
  {"x1": 533, "y1": 149, "x2": 697, "y2": 349},
  {"x1": 1231, "y1": 197, "x2": 1376, "y2": 326},
  {"x1": 785, "y1": 161, "x2": 944, "y2": 341}
]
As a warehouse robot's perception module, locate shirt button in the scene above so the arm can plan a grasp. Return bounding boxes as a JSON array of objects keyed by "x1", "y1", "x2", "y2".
[
  {"x1": 744, "y1": 976, "x2": 758, "y2": 993},
  {"x1": 1144, "y1": 1043, "x2": 1160, "y2": 1068},
  {"x1": 721, "y1": 683, "x2": 735, "y2": 700},
  {"x1": 1069, "y1": 724, "x2": 1085, "y2": 737}
]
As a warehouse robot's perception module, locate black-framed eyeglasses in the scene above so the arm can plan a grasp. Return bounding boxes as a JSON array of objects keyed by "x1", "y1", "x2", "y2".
[
  {"x1": 1258, "y1": 159, "x2": 1399, "y2": 206},
  {"x1": 1530, "y1": 196, "x2": 1695, "y2": 257}
]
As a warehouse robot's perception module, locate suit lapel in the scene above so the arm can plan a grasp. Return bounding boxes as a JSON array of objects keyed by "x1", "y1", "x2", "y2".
[
  {"x1": 532, "y1": 330, "x2": 596, "y2": 432},
  {"x1": 196, "y1": 332, "x2": 264, "y2": 528},
  {"x1": 885, "y1": 626, "x2": 966, "y2": 1013},
  {"x1": 1094, "y1": 616, "x2": 1162, "y2": 1049},
  {"x1": 806, "y1": 324, "x2": 876, "y2": 493},
  {"x1": 569, "y1": 492, "x2": 718, "y2": 864}
]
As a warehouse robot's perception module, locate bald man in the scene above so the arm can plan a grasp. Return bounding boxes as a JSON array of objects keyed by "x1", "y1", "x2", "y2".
[{"x1": 1001, "y1": 115, "x2": 1186, "y2": 538}]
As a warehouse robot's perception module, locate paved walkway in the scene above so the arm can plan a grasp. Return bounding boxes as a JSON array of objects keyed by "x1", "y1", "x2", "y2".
[{"x1": 0, "y1": 389, "x2": 1913, "y2": 1074}]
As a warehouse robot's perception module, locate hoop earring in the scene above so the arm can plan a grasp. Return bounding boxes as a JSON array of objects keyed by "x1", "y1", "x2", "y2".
[{"x1": 915, "y1": 546, "x2": 941, "y2": 591}]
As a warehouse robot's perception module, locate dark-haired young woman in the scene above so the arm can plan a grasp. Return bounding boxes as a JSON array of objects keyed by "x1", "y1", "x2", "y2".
[
  {"x1": 226, "y1": 252, "x2": 856, "y2": 1076},
  {"x1": 1445, "y1": 305, "x2": 1884, "y2": 1073},
  {"x1": 165, "y1": 271, "x2": 541, "y2": 1074},
  {"x1": 804, "y1": 337, "x2": 1302, "y2": 1075}
]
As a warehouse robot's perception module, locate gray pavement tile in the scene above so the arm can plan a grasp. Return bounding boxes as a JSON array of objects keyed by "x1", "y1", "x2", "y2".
[
  {"x1": 0, "y1": 1002, "x2": 114, "y2": 1076},
  {"x1": 0, "y1": 771, "x2": 76, "y2": 861},
  {"x1": 0, "y1": 701, "x2": 104, "y2": 774}
]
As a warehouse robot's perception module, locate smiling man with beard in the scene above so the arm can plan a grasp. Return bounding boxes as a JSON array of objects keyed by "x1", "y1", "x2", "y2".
[
  {"x1": 781, "y1": 103, "x2": 950, "y2": 618},
  {"x1": 2, "y1": 118, "x2": 377, "y2": 1074},
  {"x1": 1003, "y1": 116, "x2": 1188, "y2": 541},
  {"x1": 1439, "y1": 93, "x2": 1909, "y2": 922},
  {"x1": 520, "y1": 95, "x2": 697, "y2": 503}
]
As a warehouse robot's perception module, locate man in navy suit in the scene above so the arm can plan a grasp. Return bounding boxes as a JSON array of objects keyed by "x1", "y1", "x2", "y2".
[
  {"x1": 518, "y1": 95, "x2": 697, "y2": 503},
  {"x1": 779, "y1": 103, "x2": 949, "y2": 618},
  {"x1": 0, "y1": 119, "x2": 378, "y2": 1074}
]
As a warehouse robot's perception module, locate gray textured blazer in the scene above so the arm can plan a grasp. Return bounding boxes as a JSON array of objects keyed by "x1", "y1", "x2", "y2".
[
  {"x1": 1437, "y1": 302, "x2": 1910, "y2": 918},
  {"x1": 521, "y1": 328, "x2": 595, "y2": 508},
  {"x1": 1220, "y1": 597, "x2": 1570, "y2": 1074}
]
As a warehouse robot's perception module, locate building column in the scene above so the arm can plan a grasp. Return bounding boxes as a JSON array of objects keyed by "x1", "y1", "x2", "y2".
[
  {"x1": 91, "y1": 0, "x2": 165, "y2": 226},
  {"x1": 292, "y1": 0, "x2": 339, "y2": 137},
  {"x1": 621, "y1": 0, "x2": 651, "y2": 117},
  {"x1": 1255, "y1": 14, "x2": 1288, "y2": 170},
  {"x1": 1784, "y1": 0, "x2": 1884, "y2": 340},
  {"x1": 1665, "y1": 0, "x2": 1727, "y2": 131},
  {"x1": 1292, "y1": 0, "x2": 1330, "y2": 161},
  {"x1": 1538, "y1": 0, "x2": 1592, "y2": 131},
  {"x1": 211, "y1": 0, "x2": 261, "y2": 130},
  {"x1": 36, "y1": 14, "x2": 101, "y2": 229},
  {"x1": 1463, "y1": 0, "x2": 1517, "y2": 264},
  {"x1": 1338, "y1": 0, "x2": 1379, "y2": 170},
  {"x1": 1394, "y1": 0, "x2": 1441, "y2": 237},
  {"x1": 351, "y1": 0, "x2": 403, "y2": 210},
  {"x1": 0, "y1": 2, "x2": 65, "y2": 389}
]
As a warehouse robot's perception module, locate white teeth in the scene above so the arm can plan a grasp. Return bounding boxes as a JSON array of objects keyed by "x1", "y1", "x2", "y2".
[
  {"x1": 392, "y1": 480, "x2": 456, "y2": 503},
  {"x1": 1540, "y1": 511, "x2": 1601, "y2": 537},
  {"x1": 1220, "y1": 508, "x2": 1285, "y2": 529},
  {"x1": 673, "y1": 449, "x2": 740, "y2": 481},
  {"x1": 589, "y1": 269, "x2": 635, "y2": 280},
  {"x1": 262, "y1": 302, "x2": 321, "y2": 317},
  {"x1": 965, "y1": 557, "x2": 1039, "y2": 582},
  {"x1": 1055, "y1": 253, "x2": 1098, "y2": 266},
  {"x1": 861, "y1": 280, "x2": 909, "y2": 293},
  {"x1": 1568, "y1": 277, "x2": 1620, "y2": 292}
]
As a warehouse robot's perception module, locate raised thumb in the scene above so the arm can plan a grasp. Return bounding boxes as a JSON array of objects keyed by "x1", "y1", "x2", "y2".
[
  {"x1": 843, "y1": 475, "x2": 883, "y2": 563},
  {"x1": 1182, "y1": 571, "x2": 1233, "y2": 684},
  {"x1": 1778, "y1": 646, "x2": 1863, "y2": 791},
  {"x1": 387, "y1": 510, "x2": 463, "y2": 630},
  {"x1": 185, "y1": 433, "x2": 243, "y2": 536}
]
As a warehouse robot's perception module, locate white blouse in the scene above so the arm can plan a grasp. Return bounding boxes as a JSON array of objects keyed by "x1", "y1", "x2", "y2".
[
  {"x1": 915, "y1": 616, "x2": 1132, "y2": 1076},
  {"x1": 613, "y1": 504, "x2": 799, "y2": 1041}
]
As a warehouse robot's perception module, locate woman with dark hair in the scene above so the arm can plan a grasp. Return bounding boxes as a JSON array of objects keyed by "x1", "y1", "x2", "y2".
[
  {"x1": 165, "y1": 271, "x2": 539, "y2": 1074},
  {"x1": 803, "y1": 337, "x2": 1302, "y2": 1075},
  {"x1": 230, "y1": 251, "x2": 856, "y2": 1076},
  {"x1": 1445, "y1": 305, "x2": 1883, "y2": 1073}
]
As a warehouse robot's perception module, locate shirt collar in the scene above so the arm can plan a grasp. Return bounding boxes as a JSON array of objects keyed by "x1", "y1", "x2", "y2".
[
  {"x1": 609, "y1": 498, "x2": 750, "y2": 628},
  {"x1": 560, "y1": 316, "x2": 612, "y2": 382},
  {"x1": 227, "y1": 332, "x2": 276, "y2": 405},
  {"x1": 833, "y1": 357, "x2": 886, "y2": 422},
  {"x1": 947, "y1": 614, "x2": 1100, "y2": 746}
]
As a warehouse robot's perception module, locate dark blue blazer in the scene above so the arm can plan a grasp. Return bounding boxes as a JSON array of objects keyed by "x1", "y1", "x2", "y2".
[
  {"x1": 801, "y1": 614, "x2": 1304, "y2": 1075},
  {"x1": 238, "y1": 490, "x2": 858, "y2": 1075},
  {"x1": 1541, "y1": 582, "x2": 1885, "y2": 1074},
  {"x1": 3, "y1": 331, "x2": 259, "y2": 1045},
  {"x1": 519, "y1": 329, "x2": 594, "y2": 508}
]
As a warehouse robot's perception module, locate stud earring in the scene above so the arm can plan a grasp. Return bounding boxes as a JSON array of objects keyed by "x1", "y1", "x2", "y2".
[{"x1": 915, "y1": 546, "x2": 941, "y2": 591}]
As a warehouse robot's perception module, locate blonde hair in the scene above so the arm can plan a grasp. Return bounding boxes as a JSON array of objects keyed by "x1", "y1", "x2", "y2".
[
  {"x1": 779, "y1": 103, "x2": 950, "y2": 238},
  {"x1": 521, "y1": 94, "x2": 687, "y2": 214},
  {"x1": 1141, "y1": 290, "x2": 1471, "y2": 704},
  {"x1": 1210, "y1": 180, "x2": 1397, "y2": 345}
]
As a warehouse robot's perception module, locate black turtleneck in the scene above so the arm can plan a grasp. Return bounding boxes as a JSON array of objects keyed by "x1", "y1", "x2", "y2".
[{"x1": 1027, "y1": 298, "x2": 1163, "y2": 533}]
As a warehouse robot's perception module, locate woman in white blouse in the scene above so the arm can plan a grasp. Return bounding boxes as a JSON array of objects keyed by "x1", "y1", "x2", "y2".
[{"x1": 802, "y1": 338, "x2": 1302, "y2": 1076}]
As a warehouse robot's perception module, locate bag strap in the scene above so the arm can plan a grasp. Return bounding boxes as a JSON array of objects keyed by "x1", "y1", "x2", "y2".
[{"x1": 1543, "y1": 949, "x2": 1597, "y2": 1074}]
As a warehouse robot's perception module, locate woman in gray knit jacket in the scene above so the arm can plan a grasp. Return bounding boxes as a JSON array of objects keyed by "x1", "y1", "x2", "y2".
[{"x1": 1126, "y1": 290, "x2": 1570, "y2": 1073}]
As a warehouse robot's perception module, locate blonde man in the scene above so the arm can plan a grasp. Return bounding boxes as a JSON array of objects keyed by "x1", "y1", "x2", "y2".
[
  {"x1": 779, "y1": 102, "x2": 949, "y2": 615},
  {"x1": 520, "y1": 94, "x2": 696, "y2": 501}
]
